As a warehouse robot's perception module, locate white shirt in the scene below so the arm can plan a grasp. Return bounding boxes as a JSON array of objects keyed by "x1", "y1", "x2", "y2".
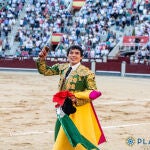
[
  {"x1": 70, "y1": 62, "x2": 81, "y2": 71},
  {"x1": 65, "y1": 63, "x2": 80, "y2": 79},
  {"x1": 66, "y1": 63, "x2": 81, "y2": 78}
]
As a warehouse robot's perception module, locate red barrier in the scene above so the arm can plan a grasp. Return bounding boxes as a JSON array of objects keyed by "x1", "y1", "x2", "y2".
[
  {"x1": 0, "y1": 59, "x2": 36, "y2": 68},
  {"x1": 126, "y1": 63, "x2": 150, "y2": 74},
  {"x1": 0, "y1": 59, "x2": 150, "y2": 74}
]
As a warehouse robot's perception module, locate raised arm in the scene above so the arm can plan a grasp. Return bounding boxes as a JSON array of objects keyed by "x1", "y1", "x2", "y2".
[{"x1": 36, "y1": 46, "x2": 60, "y2": 76}]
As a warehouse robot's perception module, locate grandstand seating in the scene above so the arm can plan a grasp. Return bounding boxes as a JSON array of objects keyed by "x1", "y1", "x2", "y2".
[{"x1": 0, "y1": 0, "x2": 149, "y2": 65}]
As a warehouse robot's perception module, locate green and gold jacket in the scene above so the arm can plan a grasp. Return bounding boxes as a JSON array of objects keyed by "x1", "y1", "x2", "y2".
[{"x1": 36, "y1": 59, "x2": 97, "y2": 106}]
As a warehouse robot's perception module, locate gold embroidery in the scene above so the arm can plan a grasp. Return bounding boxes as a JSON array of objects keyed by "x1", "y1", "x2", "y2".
[
  {"x1": 65, "y1": 78, "x2": 73, "y2": 90},
  {"x1": 37, "y1": 61, "x2": 97, "y2": 106},
  {"x1": 70, "y1": 84, "x2": 75, "y2": 90},
  {"x1": 37, "y1": 60, "x2": 59, "y2": 76},
  {"x1": 75, "y1": 98, "x2": 91, "y2": 106},
  {"x1": 72, "y1": 77, "x2": 77, "y2": 83}
]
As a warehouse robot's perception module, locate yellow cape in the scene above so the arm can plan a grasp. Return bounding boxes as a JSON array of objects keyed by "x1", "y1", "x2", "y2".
[{"x1": 52, "y1": 91, "x2": 106, "y2": 150}]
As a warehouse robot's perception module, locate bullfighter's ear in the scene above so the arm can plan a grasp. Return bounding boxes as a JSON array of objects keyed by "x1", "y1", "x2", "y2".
[{"x1": 62, "y1": 98, "x2": 76, "y2": 115}]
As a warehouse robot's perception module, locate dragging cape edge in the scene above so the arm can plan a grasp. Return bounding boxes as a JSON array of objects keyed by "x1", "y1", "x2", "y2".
[{"x1": 90, "y1": 102, "x2": 106, "y2": 144}]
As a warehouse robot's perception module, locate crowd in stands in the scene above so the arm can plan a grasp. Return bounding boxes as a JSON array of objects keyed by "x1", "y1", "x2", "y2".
[
  {"x1": 0, "y1": 0, "x2": 25, "y2": 51},
  {"x1": 13, "y1": 0, "x2": 72, "y2": 57},
  {"x1": 130, "y1": 45, "x2": 150, "y2": 65},
  {"x1": 0, "y1": 0, "x2": 150, "y2": 64}
]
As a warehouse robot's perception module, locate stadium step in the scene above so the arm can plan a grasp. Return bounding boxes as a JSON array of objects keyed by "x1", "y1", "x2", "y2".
[{"x1": 5, "y1": 0, "x2": 30, "y2": 56}]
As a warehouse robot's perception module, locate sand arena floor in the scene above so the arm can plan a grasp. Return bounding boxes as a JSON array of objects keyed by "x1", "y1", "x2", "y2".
[{"x1": 0, "y1": 71, "x2": 150, "y2": 150}]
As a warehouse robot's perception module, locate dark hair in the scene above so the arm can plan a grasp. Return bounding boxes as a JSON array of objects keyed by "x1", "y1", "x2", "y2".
[{"x1": 67, "y1": 45, "x2": 84, "y2": 56}]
